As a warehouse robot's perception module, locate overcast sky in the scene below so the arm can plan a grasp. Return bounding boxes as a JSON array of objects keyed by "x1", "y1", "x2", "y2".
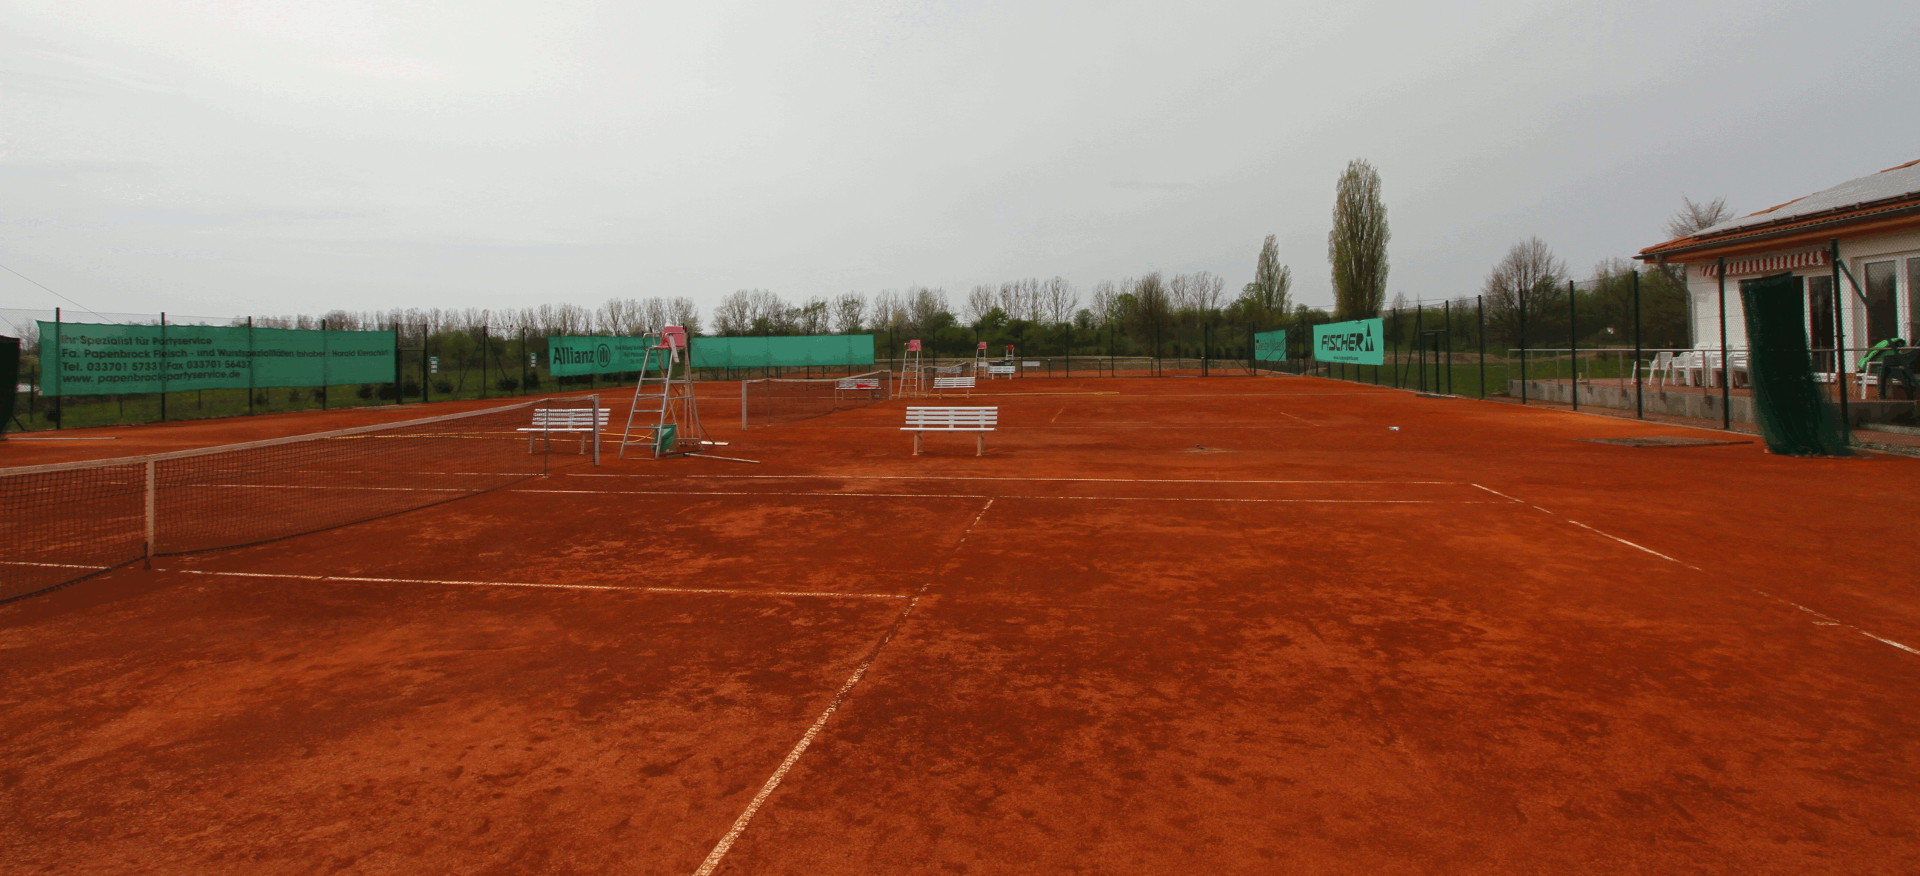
[{"x1": 4, "y1": 0, "x2": 1918, "y2": 326}]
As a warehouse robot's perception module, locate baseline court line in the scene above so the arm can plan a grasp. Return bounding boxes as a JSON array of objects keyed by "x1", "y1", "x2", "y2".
[
  {"x1": 521, "y1": 488, "x2": 1495, "y2": 505},
  {"x1": 692, "y1": 497, "x2": 997, "y2": 876},
  {"x1": 572, "y1": 473, "x2": 1461, "y2": 486},
  {"x1": 173, "y1": 569, "x2": 906, "y2": 600},
  {"x1": 1, "y1": 561, "x2": 115, "y2": 570}
]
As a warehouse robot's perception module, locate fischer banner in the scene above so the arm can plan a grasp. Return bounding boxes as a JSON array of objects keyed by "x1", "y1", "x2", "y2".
[{"x1": 1312, "y1": 318, "x2": 1384, "y2": 365}]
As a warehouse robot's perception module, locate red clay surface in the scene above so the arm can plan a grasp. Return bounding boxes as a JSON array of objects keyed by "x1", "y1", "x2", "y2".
[{"x1": 4, "y1": 376, "x2": 1919, "y2": 874}]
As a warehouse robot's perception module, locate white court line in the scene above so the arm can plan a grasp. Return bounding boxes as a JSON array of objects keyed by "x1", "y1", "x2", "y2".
[
  {"x1": 0, "y1": 560, "x2": 114, "y2": 570},
  {"x1": 571, "y1": 474, "x2": 1460, "y2": 486},
  {"x1": 1469, "y1": 483, "x2": 1700, "y2": 569},
  {"x1": 520, "y1": 488, "x2": 1494, "y2": 505},
  {"x1": 1755, "y1": 591, "x2": 1920, "y2": 656},
  {"x1": 693, "y1": 497, "x2": 997, "y2": 876},
  {"x1": 1472, "y1": 483, "x2": 1920, "y2": 659},
  {"x1": 172, "y1": 569, "x2": 905, "y2": 600}
]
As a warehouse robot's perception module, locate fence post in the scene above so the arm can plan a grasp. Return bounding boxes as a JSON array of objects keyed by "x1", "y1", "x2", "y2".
[
  {"x1": 1569, "y1": 279, "x2": 1579, "y2": 412},
  {"x1": 1717, "y1": 257, "x2": 1730, "y2": 430},
  {"x1": 421, "y1": 323, "x2": 430, "y2": 403},
  {"x1": 1632, "y1": 270, "x2": 1643, "y2": 419},
  {"x1": 1518, "y1": 281, "x2": 1529, "y2": 405},
  {"x1": 251, "y1": 316, "x2": 260, "y2": 417},
  {"x1": 159, "y1": 312, "x2": 169, "y2": 422},
  {"x1": 1831, "y1": 238, "x2": 1850, "y2": 440},
  {"x1": 1477, "y1": 295, "x2": 1486, "y2": 399},
  {"x1": 1444, "y1": 299, "x2": 1454, "y2": 396}
]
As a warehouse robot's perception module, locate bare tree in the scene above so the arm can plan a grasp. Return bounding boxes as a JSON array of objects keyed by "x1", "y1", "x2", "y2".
[
  {"x1": 1482, "y1": 237, "x2": 1568, "y2": 344},
  {"x1": 832, "y1": 292, "x2": 866, "y2": 334},
  {"x1": 1125, "y1": 272, "x2": 1173, "y2": 358},
  {"x1": 964, "y1": 284, "x2": 998, "y2": 326},
  {"x1": 1241, "y1": 234, "x2": 1292, "y2": 320},
  {"x1": 664, "y1": 297, "x2": 700, "y2": 333},
  {"x1": 794, "y1": 297, "x2": 831, "y2": 335},
  {"x1": 1328, "y1": 158, "x2": 1390, "y2": 320},
  {"x1": 598, "y1": 298, "x2": 646, "y2": 335},
  {"x1": 1088, "y1": 281, "x2": 1119, "y2": 326},
  {"x1": 1190, "y1": 271, "x2": 1226, "y2": 313},
  {"x1": 905, "y1": 286, "x2": 948, "y2": 334},
  {"x1": 1664, "y1": 195, "x2": 1734, "y2": 238},
  {"x1": 712, "y1": 291, "x2": 755, "y2": 335},
  {"x1": 1042, "y1": 276, "x2": 1077, "y2": 326}
]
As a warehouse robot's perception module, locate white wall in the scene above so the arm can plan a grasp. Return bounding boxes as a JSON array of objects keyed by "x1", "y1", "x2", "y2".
[{"x1": 1683, "y1": 226, "x2": 1920, "y2": 366}]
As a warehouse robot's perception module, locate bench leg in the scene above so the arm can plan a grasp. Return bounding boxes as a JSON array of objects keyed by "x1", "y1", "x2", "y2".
[
  {"x1": 976, "y1": 434, "x2": 984, "y2": 456},
  {"x1": 913, "y1": 431, "x2": 922, "y2": 455}
]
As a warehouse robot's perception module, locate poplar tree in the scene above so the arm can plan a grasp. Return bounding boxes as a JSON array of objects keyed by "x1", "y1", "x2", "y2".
[{"x1": 1328, "y1": 159, "x2": 1390, "y2": 320}]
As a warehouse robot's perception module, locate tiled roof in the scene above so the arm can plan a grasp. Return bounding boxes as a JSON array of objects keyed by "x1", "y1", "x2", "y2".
[{"x1": 1639, "y1": 159, "x2": 1920, "y2": 260}]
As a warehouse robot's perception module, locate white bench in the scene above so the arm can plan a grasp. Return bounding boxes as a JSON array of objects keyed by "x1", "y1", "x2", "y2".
[
  {"x1": 518, "y1": 407, "x2": 610, "y2": 453},
  {"x1": 932, "y1": 375, "x2": 975, "y2": 396},
  {"x1": 986, "y1": 364, "x2": 1016, "y2": 379},
  {"x1": 903, "y1": 406, "x2": 997, "y2": 456}
]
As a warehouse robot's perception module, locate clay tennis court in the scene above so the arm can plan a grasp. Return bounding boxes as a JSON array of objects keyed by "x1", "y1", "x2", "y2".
[{"x1": 4, "y1": 376, "x2": 1918, "y2": 874}]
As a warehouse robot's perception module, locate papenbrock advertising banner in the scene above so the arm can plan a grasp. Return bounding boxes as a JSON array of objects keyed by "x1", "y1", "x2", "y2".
[
  {"x1": 547, "y1": 335, "x2": 658, "y2": 377},
  {"x1": 1252, "y1": 329, "x2": 1288, "y2": 362},
  {"x1": 38, "y1": 322, "x2": 395, "y2": 396},
  {"x1": 1312, "y1": 318, "x2": 1384, "y2": 366}
]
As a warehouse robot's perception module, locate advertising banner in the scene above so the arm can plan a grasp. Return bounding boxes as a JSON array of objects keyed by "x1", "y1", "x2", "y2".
[
  {"x1": 1312, "y1": 318, "x2": 1385, "y2": 366},
  {"x1": 1252, "y1": 329, "x2": 1288, "y2": 362},
  {"x1": 38, "y1": 322, "x2": 395, "y2": 396},
  {"x1": 547, "y1": 335, "x2": 659, "y2": 377}
]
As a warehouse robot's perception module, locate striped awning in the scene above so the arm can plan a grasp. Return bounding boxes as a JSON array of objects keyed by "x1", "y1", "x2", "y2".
[{"x1": 1697, "y1": 249, "x2": 1828, "y2": 278}]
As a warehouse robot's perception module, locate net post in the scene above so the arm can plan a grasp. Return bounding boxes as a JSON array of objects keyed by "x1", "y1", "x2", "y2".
[
  {"x1": 741, "y1": 379, "x2": 750, "y2": 431},
  {"x1": 144, "y1": 459, "x2": 157, "y2": 567}
]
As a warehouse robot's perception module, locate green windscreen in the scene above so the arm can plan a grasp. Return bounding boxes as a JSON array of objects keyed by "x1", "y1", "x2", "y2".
[
  {"x1": 1, "y1": 335, "x2": 18, "y2": 437},
  {"x1": 37, "y1": 322, "x2": 395, "y2": 396},
  {"x1": 1739, "y1": 273, "x2": 1850, "y2": 456},
  {"x1": 1253, "y1": 330, "x2": 1288, "y2": 362},
  {"x1": 691, "y1": 334, "x2": 876, "y2": 368}
]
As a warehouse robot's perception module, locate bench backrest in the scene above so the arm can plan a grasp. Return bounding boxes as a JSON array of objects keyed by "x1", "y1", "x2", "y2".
[
  {"x1": 987, "y1": 365, "x2": 1015, "y2": 375},
  {"x1": 932, "y1": 376, "x2": 976, "y2": 388},
  {"x1": 904, "y1": 406, "x2": 997, "y2": 429},
  {"x1": 836, "y1": 378, "x2": 880, "y2": 390},
  {"x1": 531, "y1": 408, "x2": 610, "y2": 427}
]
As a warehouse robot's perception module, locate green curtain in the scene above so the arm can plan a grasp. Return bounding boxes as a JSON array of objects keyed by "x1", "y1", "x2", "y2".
[{"x1": 1740, "y1": 273, "x2": 1850, "y2": 456}]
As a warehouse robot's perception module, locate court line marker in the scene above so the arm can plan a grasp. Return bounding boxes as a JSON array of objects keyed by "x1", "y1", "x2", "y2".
[
  {"x1": 521, "y1": 488, "x2": 1496, "y2": 505},
  {"x1": 1474, "y1": 484, "x2": 1920, "y2": 658},
  {"x1": 171, "y1": 569, "x2": 905, "y2": 600},
  {"x1": 572, "y1": 474, "x2": 1461, "y2": 486},
  {"x1": 694, "y1": 497, "x2": 996, "y2": 876},
  {"x1": 1470, "y1": 483, "x2": 1700, "y2": 569},
  {"x1": 1755, "y1": 591, "x2": 1920, "y2": 657}
]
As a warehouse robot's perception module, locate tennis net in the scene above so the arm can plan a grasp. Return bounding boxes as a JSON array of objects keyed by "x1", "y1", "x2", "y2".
[
  {"x1": 0, "y1": 397, "x2": 595, "y2": 604},
  {"x1": 740, "y1": 370, "x2": 892, "y2": 428}
]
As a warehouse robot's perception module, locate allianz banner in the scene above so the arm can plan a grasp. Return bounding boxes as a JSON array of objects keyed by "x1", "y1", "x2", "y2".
[
  {"x1": 39, "y1": 322, "x2": 394, "y2": 396},
  {"x1": 1312, "y1": 318, "x2": 1384, "y2": 365},
  {"x1": 547, "y1": 335, "x2": 658, "y2": 377}
]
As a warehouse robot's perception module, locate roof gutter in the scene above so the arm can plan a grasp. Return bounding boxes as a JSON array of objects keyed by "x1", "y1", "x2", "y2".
[{"x1": 1637, "y1": 200, "x2": 1920, "y2": 262}]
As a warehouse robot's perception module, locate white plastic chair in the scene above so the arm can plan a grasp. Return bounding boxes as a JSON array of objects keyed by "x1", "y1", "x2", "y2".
[{"x1": 1635, "y1": 351, "x2": 1675, "y2": 387}]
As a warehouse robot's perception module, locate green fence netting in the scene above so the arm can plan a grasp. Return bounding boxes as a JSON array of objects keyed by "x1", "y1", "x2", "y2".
[
  {"x1": 1740, "y1": 273, "x2": 1850, "y2": 456},
  {"x1": 691, "y1": 334, "x2": 876, "y2": 368}
]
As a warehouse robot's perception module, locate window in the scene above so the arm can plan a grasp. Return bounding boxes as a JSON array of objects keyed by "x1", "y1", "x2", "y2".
[
  {"x1": 1908, "y1": 257, "x2": 1920, "y2": 343},
  {"x1": 1807, "y1": 274, "x2": 1835, "y2": 372},
  {"x1": 1863, "y1": 260, "x2": 1898, "y2": 344}
]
